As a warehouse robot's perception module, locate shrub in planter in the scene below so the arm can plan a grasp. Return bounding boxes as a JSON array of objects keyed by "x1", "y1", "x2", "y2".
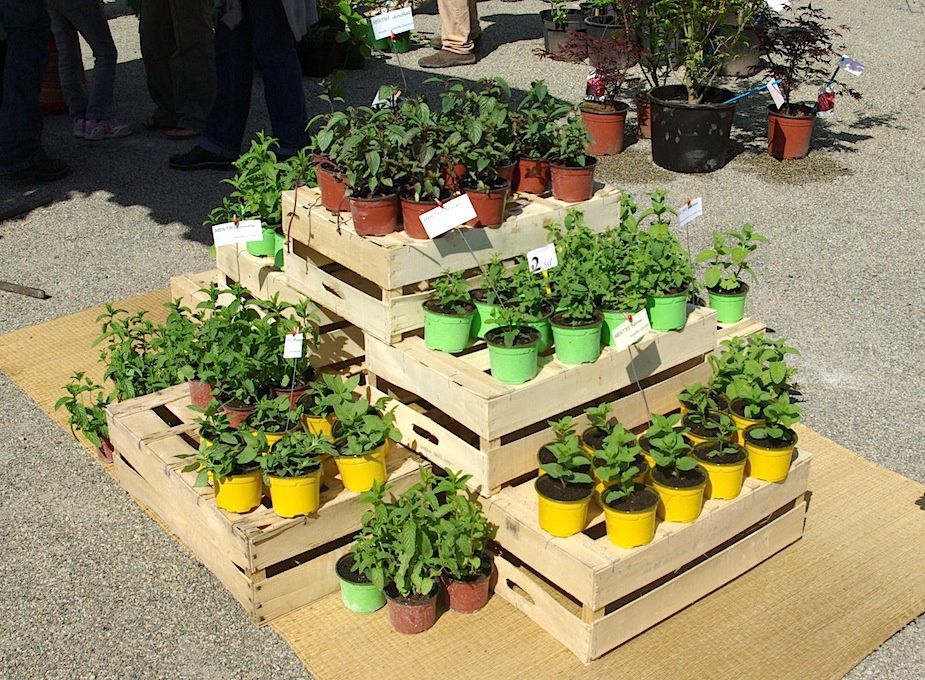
[
  {"x1": 183, "y1": 429, "x2": 268, "y2": 513},
  {"x1": 471, "y1": 254, "x2": 515, "y2": 339},
  {"x1": 513, "y1": 81, "x2": 571, "y2": 194},
  {"x1": 309, "y1": 90, "x2": 353, "y2": 213},
  {"x1": 647, "y1": 418, "x2": 705, "y2": 522},
  {"x1": 535, "y1": 420, "x2": 594, "y2": 537},
  {"x1": 755, "y1": 3, "x2": 860, "y2": 160},
  {"x1": 696, "y1": 224, "x2": 767, "y2": 323},
  {"x1": 549, "y1": 111, "x2": 598, "y2": 203},
  {"x1": 424, "y1": 270, "x2": 475, "y2": 353},
  {"x1": 331, "y1": 396, "x2": 402, "y2": 492},
  {"x1": 55, "y1": 372, "x2": 113, "y2": 463},
  {"x1": 261, "y1": 431, "x2": 336, "y2": 517},
  {"x1": 596, "y1": 428, "x2": 659, "y2": 548},
  {"x1": 743, "y1": 393, "x2": 801, "y2": 483},
  {"x1": 630, "y1": 0, "x2": 674, "y2": 139},
  {"x1": 247, "y1": 395, "x2": 304, "y2": 447},
  {"x1": 485, "y1": 306, "x2": 541, "y2": 385},
  {"x1": 298, "y1": 372, "x2": 361, "y2": 438},
  {"x1": 691, "y1": 419, "x2": 748, "y2": 500}
]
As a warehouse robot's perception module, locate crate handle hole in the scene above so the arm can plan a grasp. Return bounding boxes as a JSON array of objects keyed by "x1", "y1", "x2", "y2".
[
  {"x1": 321, "y1": 282, "x2": 345, "y2": 301},
  {"x1": 412, "y1": 424, "x2": 439, "y2": 446},
  {"x1": 505, "y1": 579, "x2": 535, "y2": 606}
]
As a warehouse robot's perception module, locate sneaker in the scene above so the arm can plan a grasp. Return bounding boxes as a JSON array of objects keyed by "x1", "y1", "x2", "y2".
[
  {"x1": 84, "y1": 119, "x2": 134, "y2": 141},
  {"x1": 73, "y1": 118, "x2": 86, "y2": 138},
  {"x1": 169, "y1": 145, "x2": 236, "y2": 171},
  {"x1": 418, "y1": 50, "x2": 476, "y2": 69}
]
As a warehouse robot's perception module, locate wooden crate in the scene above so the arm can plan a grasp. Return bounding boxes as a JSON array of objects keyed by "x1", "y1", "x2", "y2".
[
  {"x1": 487, "y1": 450, "x2": 812, "y2": 663},
  {"x1": 107, "y1": 384, "x2": 425, "y2": 625}
]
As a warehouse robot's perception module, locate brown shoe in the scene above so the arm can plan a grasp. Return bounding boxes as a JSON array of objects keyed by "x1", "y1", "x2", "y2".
[
  {"x1": 2, "y1": 156, "x2": 70, "y2": 183},
  {"x1": 418, "y1": 50, "x2": 476, "y2": 69},
  {"x1": 429, "y1": 34, "x2": 482, "y2": 50}
]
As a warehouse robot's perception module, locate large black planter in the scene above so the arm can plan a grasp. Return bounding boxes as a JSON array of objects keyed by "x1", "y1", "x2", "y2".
[
  {"x1": 540, "y1": 10, "x2": 588, "y2": 57},
  {"x1": 648, "y1": 85, "x2": 736, "y2": 174}
]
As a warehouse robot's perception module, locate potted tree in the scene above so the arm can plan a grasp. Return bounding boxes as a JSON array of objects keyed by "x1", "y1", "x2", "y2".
[
  {"x1": 55, "y1": 371, "x2": 113, "y2": 463},
  {"x1": 484, "y1": 305, "x2": 542, "y2": 385},
  {"x1": 549, "y1": 111, "x2": 598, "y2": 203},
  {"x1": 743, "y1": 393, "x2": 801, "y2": 483},
  {"x1": 331, "y1": 396, "x2": 402, "y2": 493},
  {"x1": 246, "y1": 395, "x2": 304, "y2": 447},
  {"x1": 535, "y1": 418, "x2": 594, "y2": 537},
  {"x1": 184, "y1": 429, "x2": 268, "y2": 513},
  {"x1": 647, "y1": 419, "x2": 705, "y2": 522},
  {"x1": 631, "y1": 218, "x2": 695, "y2": 331},
  {"x1": 470, "y1": 254, "x2": 514, "y2": 340},
  {"x1": 261, "y1": 431, "x2": 336, "y2": 517},
  {"x1": 423, "y1": 270, "x2": 475, "y2": 354},
  {"x1": 696, "y1": 223, "x2": 767, "y2": 323},
  {"x1": 513, "y1": 81, "x2": 572, "y2": 194},
  {"x1": 596, "y1": 432, "x2": 659, "y2": 548},
  {"x1": 755, "y1": 3, "x2": 860, "y2": 160},
  {"x1": 691, "y1": 415, "x2": 748, "y2": 500}
]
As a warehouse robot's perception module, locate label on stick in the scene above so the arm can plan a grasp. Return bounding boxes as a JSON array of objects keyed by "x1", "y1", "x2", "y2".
[
  {"x1": 527, "y1": 243, "x2": 558, "y2": 273},
  {"x1": 677, "y1": 197, "x2": 703, "y2": 227},
  {"x1": 767, "y1": 79, "x2": 785, "y2": 109},
  {"x1": 611, "y1": 309, "x2": 651, "y2": 352},
  {"x1": 212, "y1": 219, "x2": 263, "y2": 247},
  {"x1": 838, "y1": 56, "x2": 865, "y2": 76},
  {"x1": 284, "y1": 333, "x2": 304, "y2": 359},
  {"x1": 420, "y1": 195, "x2": 477, "y2": 239},
  {"x1": 370, "y1": 7, "x2": 414, "y2": 40},
  {"x1": 767, "y1": 0, "x2": 790, "y2": 11}
]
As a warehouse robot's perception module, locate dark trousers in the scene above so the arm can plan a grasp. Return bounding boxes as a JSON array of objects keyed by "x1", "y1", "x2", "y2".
[
  {"x1": 200, "y1": 0, "x2": 307, "y2": 158},
  {"x1": 0, "y1": 0, "x2": 49, "y2": 173}
]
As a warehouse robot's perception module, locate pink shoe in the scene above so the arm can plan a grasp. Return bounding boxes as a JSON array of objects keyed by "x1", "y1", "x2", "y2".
[
  {"x1": 73, "y1": 118, "x2": 87, "y2": 138},
  {"x1": 85, "y1": 119, "x2": 134, "y2": 141}
]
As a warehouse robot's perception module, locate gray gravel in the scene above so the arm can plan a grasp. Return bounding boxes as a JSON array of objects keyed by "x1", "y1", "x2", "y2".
[{"x1": 0, "y1": 1, "x2": 922, "y2": 677}]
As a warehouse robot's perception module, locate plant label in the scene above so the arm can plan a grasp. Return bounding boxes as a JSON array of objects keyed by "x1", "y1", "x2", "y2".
[
  {"x1": 284, "y1": 333, "x2": 304, "y2": 359},
  {"x1": 212, "y1": 219, "x2": 263, "y2": 247},
  {"x1": 677, "y1": 197, "x2": 703, "y2": 227},
  {"x1": 766, "y1": 0, "x2": 790, "y2": 11},
  {"x1": 420, "y1": 195, "x2": 477, "y2": 239},
  {"x1": 527, "y1": 243, "x2": 558, "y2": 273},
  {"x1": 370, "y1": 7, "x2": 414, "y2": 40},
  {"x1": 767, "y1": 79, "x2": 785, "y2": 109},
  {"x1": 372, "y1": 87, "x2": 401, "y2": 110},
  {"x1": 838, "y1": 56, "x2": 865, "y2": 76},
  {"x1": 611, "y1": 309, "x2": 651, "y2": 352}
]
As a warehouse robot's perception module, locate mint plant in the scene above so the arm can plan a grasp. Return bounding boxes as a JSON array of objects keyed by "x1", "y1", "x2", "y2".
[
  {"x1": 696, "y1": 224, "x2": 767, "y2": 293},
  {"x1": 183, "y1": 429, "x2": 268, "y2": 487},
  {"x1": 261, "y1": 431, "x2": 336, "y2": 478},
  {"x1": 597, "y1": 428, "x2": 646, "y2": 506},
  {"x1": 477, "y1": 254, "x2": 514, "y2": 305},
  {"x1": 541, "y1": 416, "x2": 593, "y2": 485},
  {"x1": 630, "y1": 221, "x2": 695, "y2": 298},
  {"x1": 247, "y1": 395, "x2": 303, "y2": 433},
  {"x1": 486, "y1": 305, "x2": 534, "y2": 348},
  {"x1": 428, "y1": 270, "x2": 473, "y2": 315},
  {"x1": 747, "y1": 393, "x2": 801, "y2": 443},
  {"x1": 332, "y1": 397, "x2": 402, "y2": 457},
  {"x1": 298, "y1": 372, "x2": 360, "y2": 418},
  {"x1": 427, "y1": 469, "x2": 495, "y2": 580},
  {"x1": 55, "y1": 372, "x2": 110, "y2": 450},
  {"x1": 514, "y1": 81, "x2": 572, "y2": 159},
  {"x1": 549, "y1": 111, "x2": 592, "y2": 167}
]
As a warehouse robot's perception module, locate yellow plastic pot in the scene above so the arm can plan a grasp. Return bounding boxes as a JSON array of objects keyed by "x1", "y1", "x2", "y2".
[
  {"x1": 303, "y1": 413, "x2": 335, "y2": 439},
  {"x1": 198, "y1": 436, "x2": 215, "y2": 484},
  {"x1": 651, "y1": 471, "x2": 706, "y2": 522},
  {"x1": 252, "y1": 428, "x2": 299, "y2": 449},
  {"x1": 731, "y1": 411, "x2": 762, "y2": 445},
  {"x1": 535, "y1": 480, "x2": 593, "y2": 537},
  {"x1": 744, "y1": 425, "x2": 797, "y2": 483},
  {"x1": 335, "y1": 442, "x2": 388, "y2": 493},
  {"x1": 268, "y1": 469, "x2": 322, "y2": 518},
  {"x1": 214, "y1": 469, "x2": 263, "y2": 513},
  {"x1": 695, "y1": 457, "x2": 746, "y2": 500},
  {"x1": 683, "y1": 429, "x2": 715, "y2": 447},
  {"x1": 602, "y1": 491, "x2": 658, "y2": 548}
]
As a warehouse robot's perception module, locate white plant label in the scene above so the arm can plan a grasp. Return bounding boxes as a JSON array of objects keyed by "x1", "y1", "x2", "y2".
[
  {"x1": 527, "y1": 243, "x2": 558, "y2": 273},
  {"x1": 283, "y1": 333, "x2": 304, "y2": 359},
  {"x1": 767, "y1": 79, "x2": 785, "y2": 109},
  {"x1": 766, "y1": 0, "x2": 790, "y2": 11},
  {"x1": 420, "y1": 194, "x2": 477, "y2": 239},
  {"x1": 370, "y1": 7, "x2": 414, "y2": 40},
  {"x1": 212, "y1": 219, "x2": 263, "y2": 247},
  {"x1": 677, "y1": 197, "x2": 703, "y2": 227},
  {"x1": 372, "y1": 87, "x2": 401, "y2": 109},
  {"x1": 611, "y1": 309, "x2": 651, "y2": 352},
  {"x1": 838, "y1": 56, "x2": 865, "y2": 76}
]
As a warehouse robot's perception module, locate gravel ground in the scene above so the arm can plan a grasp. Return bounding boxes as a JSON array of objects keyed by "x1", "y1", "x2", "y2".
[{"x1": 0, "y1": 1, "x2": 922, "y2": 677}]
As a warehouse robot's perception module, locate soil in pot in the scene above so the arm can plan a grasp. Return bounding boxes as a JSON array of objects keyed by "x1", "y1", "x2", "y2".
[
  {"x1": 350, "y1": 193, "x2": 399, "y2": 236},
  {"x1": 550, "y1": 156, "x2": 598, "y2": 202},
  {"x1": 424, "y1": 299, "x2": 475, "y2": 353},
  {"x1": 464, "y1": 179, "x2": 510, "y2": 228},
  {"x1": 317, "y1": 162, "x2": 349, "y2": 213},
  {"x1": 648, "y1": 85, "x2": 736, "y2": 174},
  {"x1": 385, "y1": 585, "x2": 439, "y2": 634},
  {"x1": 485, "y1": 326, "x2": 540, "y2": 384},
  {"x1": 516, "y1": 157, "x2": 551, "y2": 195},
  {"x1": 681, "y1": 413, "x2": 723, "y2": 445},
  {"x1": 188, "y1": 380, "x2": 215, "y2": 410},
  {"x1": 400, "y1": 195, "x2": 440, "y2": 240},
  {"x1": 550, "y1": 311, "x2": 603, "y2": 365},
  {"x1": 336, "y1": 553, "x2": 386, "y2": 614},
  {"x1": 707, "y1": 282, "x2": 749, "y2": 324},
  {"x1": 768, "y1": 103, "x2": 816, "y2": 161},
  {"x1": 636, "y1": 91, "x2": 652, "y2": 139},
  {"x1": 581, "y1": 102, "x2": 628, "y2": 156},
  {"x1": 540, "y1": 9, "x2": 588, "y2": 57},
  {"x1": 602, "y1": 485, "x2": 659, "y2": 548},
  {"x1": 444, "y1": 557, "x2": 493, "y2": 613}
]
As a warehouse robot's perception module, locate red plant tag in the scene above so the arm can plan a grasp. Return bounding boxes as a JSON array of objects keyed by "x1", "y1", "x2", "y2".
[{"x1": 816, "y1": 88, "x2": 836, "y2": 116}]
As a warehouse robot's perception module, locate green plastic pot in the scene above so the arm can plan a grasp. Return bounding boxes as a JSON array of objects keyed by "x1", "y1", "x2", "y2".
[
  {"x1": 647, "y1": 291, "x2": 688, "y2": 331},
  {"x1": 550, "y1": 313, "x2": 603, "y2": 365},
  {"x1": 600, "y1": 308, "x2": 642, "y2": 347},
  {"x1": 486, "y1": 328, "x2": 540, "y2": 384},
  {"x1": 368, "y1": 26, "x2": 411, "y2": 53},
  {"x1": 337, "y1": 558, "x2": 385, "y2": 614},
  {"x1": 707, "y1": 286, "x2": 748, "y2": 324},
  {"x1": 524, "y1": 316, "x2": 553, "y2": 353},
  {"x1": 246, "y1": 226, "x2": 277, "y2": 258},
  {"x1": 424, "y1": 301, "x2": 475, "y2": 353},
  {"x1": 472, "y1": 297, "x2": 502, "y2": 340},
  {"x1": 273, "y1": 232, "x2": 285, "y2": 270}
]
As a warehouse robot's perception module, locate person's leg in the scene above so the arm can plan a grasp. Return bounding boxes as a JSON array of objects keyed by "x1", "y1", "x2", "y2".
[
  {"x1": 138, "y1": 0, "x2": 178, "y2": 127},
  {"x1": 419, "y1": 0, "x2": 477, "y2": 68},
  {"x1": 247, "y1": 0, "x2": 306, "y2": 156},
  {"x1": 167, "y1": 0, "x2": 215, "y2": 132},
  {"x1": 60, "y1": 0, "x2": 118, "y2": 122},
  {"x1": 46, "y1": 1, "x2": 89, "y2": 124}
]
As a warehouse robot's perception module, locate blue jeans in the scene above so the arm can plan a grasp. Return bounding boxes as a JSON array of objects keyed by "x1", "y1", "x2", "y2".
[
  {"x1": 0, "y1": 0, "x2": 50, "y2": 173},
  {"x1": 200, "y1": 0, "x2": 307, "y2": 158}
]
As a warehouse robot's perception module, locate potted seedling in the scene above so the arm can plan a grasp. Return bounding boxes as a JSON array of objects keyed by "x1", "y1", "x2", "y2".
[
  {"x1": 430, "y1": 469, "x2": 496, "y2": 613},
  {"x1": 647, "y1": 418, "x2": 705, "y2": 522},
  {"x1": 261, "y1": 298, "x2": 321, "y2": 407},
  {"x1": 743, "y1": 393, "x2": 801, "y2": 483},
  {"x1": 581, "y1": 402, "x2": 620, "y2": 453},
  {"x1": 549, "y1": 111, "x2": 598, "y2": 203},
  {"x1": 541, "y1": 0, "x2": 589, "y2": 57},
  {"x1": 309, "y1": 79, "x2": 351, "y2": 213},
  {"x1": 55, "y1": 372, "x2": 113, "y2": 463},
  {"x1": 681, "y1": 401, "x2": 729, "y2": 447},
  {"x1": 538, "y1": 417, "x2": 590, "y2": 477},
  {"x1": 158, "y1": 298, "x2": 211, "y2": 409},
  {"x1": 184, "y1": 429, "x2": 268, "y2": 513},
  {"x1": 335, "y1": 552, "x2": 386, "y2": 615},
  {"x1": 755, "y1": 3, "x2": 860, "y2": 160},
  {"x1": 398, "y1": 97, "x2": 451, "y2": 240},
  {"x1": 424, "y1": 270, "x2": 475, "y2": 354},
  {"x1": 484, "y1": 305, "x2": 541, "y2": 385},
  {"x1": 696, "y1": 224, "x2": 767, "y2": 323},
  {"x1": 637, "y1": 412, "x2": 681, "y2": 469},
  {"x1": 298, "y1": 372, "x2": 361, "y2": 439},
  {"x1": 592, "y1": 422, "x2": 650, "y2": 502},
  {"x1": 247, "y1": 395, "x2": 304, "y2": 448},
  {"x1": 691, "y1": 414, "x2": 747, "y2": 499},
  {"x1": 513, "y1": 81, "x2": 572, "y2": 194},
  {"x1": 471, "y1": 254, "x2": 514, "y2": 339},
  {"x1": 510, "y1": 259, "x2": 556, "y2": 353},
  {"x1": 630, "y1": 0, "x2": 674, "y2": 138},
  {"x1": 535, "y1": 418, "x2": 594, "y2": 537},
  {"x1": 331, "y1": 397, "x2": 402, "y2": 493},
  {"x1": 261, "y1": 431, "x2": 336, "y2": 518},
  {"x1": 631, "y1": 212, "x2": 695, "y2": 331},
  {"x1": 596, "y1": 430, "x2": 660, "y2": 548},
  {"x1": 678, "y1": 382, "x2": 729, "y2": 417}
]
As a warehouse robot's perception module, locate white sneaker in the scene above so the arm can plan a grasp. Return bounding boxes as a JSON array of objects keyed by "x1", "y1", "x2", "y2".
[
  {"x1": 73, "y1": 118, "x2": 87, "y2": 138},
  {"x1": 84, "y1": 119, "x2": 134, "y2": 141}
]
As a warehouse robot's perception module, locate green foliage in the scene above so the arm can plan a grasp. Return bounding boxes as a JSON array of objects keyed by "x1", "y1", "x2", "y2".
[
  {"x1": 748, "y1": 393, "x2": 801, "y2": 442},
  {"x1": 247, "y1": 395, "x2": 303, "y2": 433},
  {"x1": 332, "y1": 397, "x2": 402, "y2": 457},
  {"x1": 429, "y1": 270, "x2": 473, "y2": 315},
  {"x1": 696, "y1": 224, "x2": 767, "y2": 292},
  {"x1": 261, "y1": 431, "x2": 336, "y2": 478},
  {"x1": 183, "y1": 429, "x2": 268, "y2": 488},
  {"x1": 630, "y1": 219, "x2": 695, "y2": 298},
  {"x1": 193, "y1": 399, "x2": 237, "y2": 444},
  {"x1": 597, "y1": 426, "x2": 644, "y2": 504},
  {"x1": 541, "y1": 417, "x2": 593, "y2": 485},
  {"x1": 486, "y1": 305, "x2": 532, "y2": 348},
  {"x1": 696, "y1": 435, "x2": 744, "y2": 461},
  {"x1": 546, "y1": 211, "x2": 599, "y2": 323},
  {"x1": 709, "y1": 335, "x2": 800, "y2": 414},
  {"x1": 549, "y1": 111, "x2": 591, "y2": 167},
  {"x1": 509, "y1": 259, "x2": 551, "y2": 320},
  {"x1": 514, "y1": 81, "x2": 572, "y2": 159},
  {"x1": 478, "y1": 254, "x2": 514, "y2": 305},
  {"x1": 298, "y1": 373, "x2": 360, "y2": 418},
  {"x1": 55, "y1": 372, "x2": 110, "y2": 449},
  {"x1": 398, "y1": 97, "x2": 447, "y2": 202},
  {"x1": 645, "y1": 413, "x2": 697, "y2": 476},
  {"x1": 584, "y1": 403, "x2": 616, "y2": 439},
  {"x1": 428, "y1": 469, "x2": 496, "y2": 580}
]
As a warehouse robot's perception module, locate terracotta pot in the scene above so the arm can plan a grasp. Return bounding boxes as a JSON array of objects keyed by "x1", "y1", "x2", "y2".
[
  {"x1": 273, "y1": 384, "x2": 311, "y2": 409},
  {"x1": 516, "y1": 157, "x2": 551, "y2": 194},
  {"x1": 400, "y1": 196, "x2": 438, "y2": 240},
  {"x1": 188, "y1": 380, "x2": 215, "y2": 410},
  {"x1": 636, "y1": 92, "x2": 651, "y2": 139},
  {"x1": 99, "y1": 436, "x2": 115, "y2": 464},
  {"x1": 317, "y1": 163, "x2": 349, "y2": 213},
  {"x1": 443, "y1": 563, "x2": 492, "y2": 613},
  {"x1": 349, "y1": 194, "x2": 399, "y2": 236},
  {"x1": 581, "y1": 103, "x2": 628, "y2": 156},
  {"x1": 385, "y1": 588, "x2": 438, "y2": 634},
  {"x1": 496, "y1": 161, "x2": 516, "y2": 186},
  {"x1": 222, "y1": 402, "x2": 254, "y2": 429},
  {"x1": 443, "y1": 163, "x2": 467, "y2": 191},
  {"x1": 464, "y1": 181, "x2": 510, "y2": 228},
  {"x1": 550, "y1": 157, "x2": 598, "y2": 203},
  {"x1": 767, "y1": 104, "x2": 816, "y2": 161}
]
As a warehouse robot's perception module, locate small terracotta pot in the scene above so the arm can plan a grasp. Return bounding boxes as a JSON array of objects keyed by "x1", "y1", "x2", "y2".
[
  {"x1": 767, "y1": 104, "x2": 816, "y2": 161},
  {"x1": 400, "y1": 196, "x2": 438, "y2": 240},
  {"x1": 188, "y1": 380, "x2": 215, "y2": 410},
  {"x1": 317, "y1": 163, "x2": 349, "y2": 213},
  {"x1": 385, "y1": 588, "x2": 438, "y2": 634},
  {"x1": 443, "y1": 565, "x2": 492, "y2": 613},
  {"x1": 222, "y1": 402, "x2": 254, "y2": 429},
  {"x1": 443, "y1": 163, "x2": 467, "y2": 191},
  {"x1": 464, "y1": 181, "x2": 510, "y2": 228},
  {"x1": 496, "y1": 161, "x2": 516, "y2": 186},
  {"x1": 550, "y1": 157, "x2": 598, "y2": 203},
  {"x1": 349, "y1": 194, "x2": 399, "y2": 236},
  {"x1": 515, "y1": 157, "x2": 551, "y2": 195},
  {"x1": 636, "y1": 92, "x2": 652, "y2": 140},
  {"x1": 99, "y1": 436, "x2": 115, "y2": 464},
  {"x1": 581, "y1": 103, "x2": 629, "y2": 156},
  {"x1": 273, "y1": 384, "x2": 310, "y2": 410}
]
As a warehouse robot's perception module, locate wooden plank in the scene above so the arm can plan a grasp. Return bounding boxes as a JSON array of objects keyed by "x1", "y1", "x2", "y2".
[{"x1": 718, "y1": 317, "x2": 767, "y2": 341}]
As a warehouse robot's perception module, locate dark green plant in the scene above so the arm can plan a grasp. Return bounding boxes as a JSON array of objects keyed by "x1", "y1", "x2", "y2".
[
  {"x1": 549, "y1": 111, "x2": 592, "y2": 167},
  {"x1": 55, "y1": 372, "x2": 110, "y2": 449},
  {"x1": 261, "y1": 431, "x2": 336, "y2": 478},
  {"x1": 696, "y1": 224, "x2": 767, "y2": 293},
  {"x1": 747, "y1": 393, "x2": 801, "y2": 442},
  {"x1": 298, "y1": 373, "x2": 360, "y2": 418},
  {"x1": 247, "y1": 395, "x2": 303, "y2": 433},
  {"x1": 630, "y1": 219, "x2": 695, "y2": 298},
  {"x1": 514, "y1": 81, "x2": 572, "y2": 159},
  {"x1": 428, "y1": 469, "x2": 496, "y2": 580},
  {"x1": 398, "y1": 97, "x2": 447, "y2": 202},
  {"x1": 332, "y1": 397, "x2": 402, "y2": 457},
  {"x1": 183, "y1": 429, "x2": 268, "y2": 487},
  {"x1": 429, "y1": 270, "x2": 473, "y2": 315},
  {"x1": 542, "y1": 417, "x2": 593, "y2": 485}
]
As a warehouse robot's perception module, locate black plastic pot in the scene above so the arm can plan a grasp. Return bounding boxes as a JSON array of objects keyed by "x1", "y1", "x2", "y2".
[
  {"x1": 648, "y1": 85, "x2": 736, "y2": 174},
  {"x1": 583, "y1": 15, "x2": 638, "y2": 69},
  {"x1": 540, "y1": 9, "x2": 588, "y2": 57}
]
